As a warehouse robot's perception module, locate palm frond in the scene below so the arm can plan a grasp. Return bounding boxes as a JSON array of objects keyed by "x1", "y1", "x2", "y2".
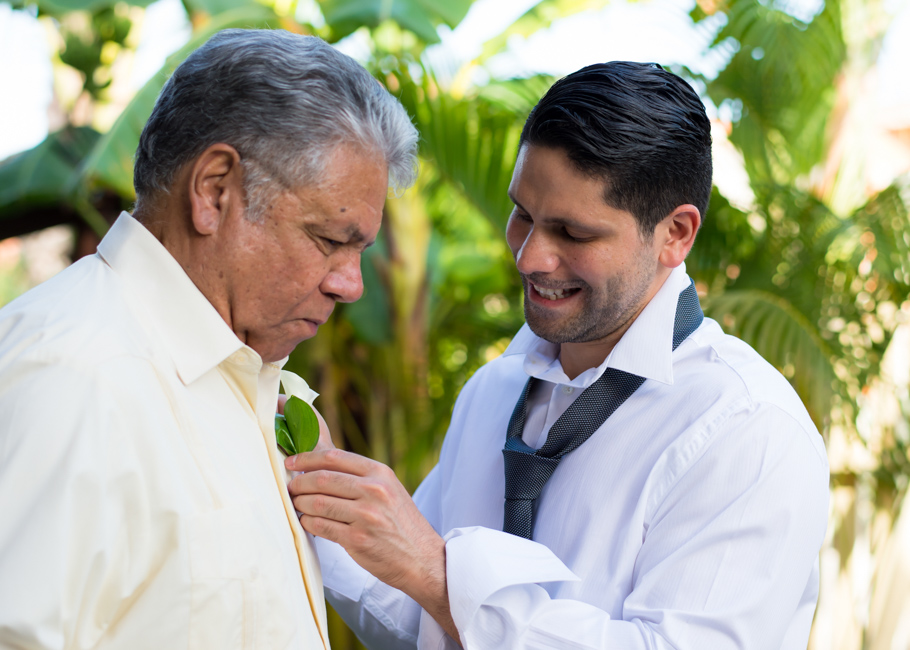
[
  {"x1": 701, "y1": 0, "x2": 846, "y2": 185},
  {"x1": 394, "y1": 70, "x2": 522, "y2": 232},
  {"x1": 476, "y1": 0, "x2": 602, "y2": 63}
]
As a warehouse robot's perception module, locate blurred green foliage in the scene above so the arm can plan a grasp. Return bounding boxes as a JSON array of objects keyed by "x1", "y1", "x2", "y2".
[{"x1": 1, "y1": 0, "x2": 909, "y2": 645}]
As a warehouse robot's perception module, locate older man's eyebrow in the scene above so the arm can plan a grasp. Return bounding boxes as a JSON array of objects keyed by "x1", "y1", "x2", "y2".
[
  {"x1": 343, "y1": 226, "x2": 369, "y2": 243},
  {"x1": 338, "y1": 225, "x2": 378, "y2": 250}
]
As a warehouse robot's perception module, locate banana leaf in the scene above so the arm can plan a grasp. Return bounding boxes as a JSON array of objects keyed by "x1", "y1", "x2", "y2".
[
  {"x1": 319, "y1": 0, "x2": 473, "y2": 43},
  {"x1": 0, "y1": 126, "x2": 101, "y2": 239},
  {"x1": 78, "y1": 5, "x2": 279, "y2": 198}
]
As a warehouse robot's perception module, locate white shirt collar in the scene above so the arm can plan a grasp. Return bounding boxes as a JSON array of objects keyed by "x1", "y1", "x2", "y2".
[
  {"x1": 97, "y1": 212, "x2": 248, "y2": 385},
  {"x1": 503, "y1": 263, "x2": 692, "y2": 387}
]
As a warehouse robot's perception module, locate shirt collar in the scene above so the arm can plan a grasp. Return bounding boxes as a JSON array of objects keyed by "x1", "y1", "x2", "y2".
[
  {"x1": 97, "y1": 212, "x2": 247, "y2": 385},
  {"x1": 503, "y1": 263, "x2": 692, "y2": 387}
]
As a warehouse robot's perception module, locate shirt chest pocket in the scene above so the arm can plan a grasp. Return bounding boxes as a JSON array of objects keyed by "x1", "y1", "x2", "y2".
[{"x1": 187, "y1": 505, "x2": 260, "y2": 650}]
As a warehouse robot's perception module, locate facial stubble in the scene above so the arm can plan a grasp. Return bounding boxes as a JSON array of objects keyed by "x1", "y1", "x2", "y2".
[{"x1": 522, "y1": 258, "x2": 656, "y2": 346}]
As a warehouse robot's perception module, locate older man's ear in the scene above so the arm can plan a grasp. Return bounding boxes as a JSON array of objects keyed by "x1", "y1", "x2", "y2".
[{"x1": 187, "y1": 143, "x2": 246, "y2": 236}]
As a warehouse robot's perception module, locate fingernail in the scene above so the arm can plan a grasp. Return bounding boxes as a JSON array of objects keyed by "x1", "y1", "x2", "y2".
[{"x1": 285, "y1": 455, "x2": 296, "y2": 468}]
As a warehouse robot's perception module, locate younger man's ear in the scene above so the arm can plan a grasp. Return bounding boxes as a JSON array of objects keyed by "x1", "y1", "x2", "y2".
[
  {"x1": 656, "y1": 204, "x2": 701, "y2": 269},
  {"x1": 187, "y1": 143, "x2": 245, "y2": 236}
]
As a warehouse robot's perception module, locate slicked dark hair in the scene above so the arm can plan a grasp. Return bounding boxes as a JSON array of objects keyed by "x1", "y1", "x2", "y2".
[{"x1": 520, "y1": 61, "x2": 712, "y2": 236}]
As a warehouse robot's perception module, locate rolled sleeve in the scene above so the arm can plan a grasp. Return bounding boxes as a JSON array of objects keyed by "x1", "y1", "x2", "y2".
[
  {"x1": 429, "y1": 527, "x2": 643, "y2": 650},
  {"x1": 419, "y1": 404, "x2": 828, "y2": 650}
]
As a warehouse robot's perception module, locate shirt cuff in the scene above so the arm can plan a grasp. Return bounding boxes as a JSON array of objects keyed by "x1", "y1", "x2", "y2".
[
  {"x1": 443, "y1": 526, "x2": 580, "y2": 639},
  {"x1": 418, "y1": 609, "x2": 461, "y2": 650}
]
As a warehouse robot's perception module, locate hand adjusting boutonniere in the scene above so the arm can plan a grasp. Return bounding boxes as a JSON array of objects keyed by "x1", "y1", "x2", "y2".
[{"x1": 276, "y1": 370, "x2": 320, "y2": 457}]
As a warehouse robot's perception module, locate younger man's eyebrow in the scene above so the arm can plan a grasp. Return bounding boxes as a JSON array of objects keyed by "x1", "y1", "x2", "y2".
[{"x1": 507, "y1": 195, "x2": 605, "y2": 233}]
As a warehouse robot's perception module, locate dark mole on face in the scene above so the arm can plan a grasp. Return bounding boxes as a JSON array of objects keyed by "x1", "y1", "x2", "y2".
[{"x1": 340, "y1": 207, "x2": 347, "y2": 212}]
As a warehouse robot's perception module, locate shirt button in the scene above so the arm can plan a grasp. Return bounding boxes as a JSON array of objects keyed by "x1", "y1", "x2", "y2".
[{"x1": 562, "y1": 385, "x2": 574, "y2": 394}]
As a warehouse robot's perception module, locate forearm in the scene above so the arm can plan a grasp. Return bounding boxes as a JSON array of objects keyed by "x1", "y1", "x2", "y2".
[
  {"x1": 290, "y1": 452, "x2": 462, "y2": 643},
  {"x1": 395, "y1": 534, "x2": 459, "y2": 644},
  {"x1": 316, "y1": 520, "x2": 459, "y2": 645},
  {"x1": 316, "y1": 536, "x2": 433, "y2": 649}
]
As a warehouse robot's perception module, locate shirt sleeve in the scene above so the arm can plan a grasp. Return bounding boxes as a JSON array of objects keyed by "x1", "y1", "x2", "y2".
[
  {"x1": 419, "y1": 403, "x2": 829, "y2": 650},
  {"x1": 317, "y1": 538, "x2": 421, "y2": 650},
  {"x1": 316, "y1": 464, "x2": 448, "y2": 650},
  {"x1": 0, "y1": 357, "x2": 176, "y2": 649}
]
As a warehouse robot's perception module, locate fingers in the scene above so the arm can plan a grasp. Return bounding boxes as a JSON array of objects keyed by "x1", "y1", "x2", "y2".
[
  {"x1": 298, "y1": 514, "x2": 383, "y2": 558},
  {"x1": 289, "y1": 467, "x2": 364, "y2": 500},
  {"x1": 293, "y1": 492, "x2": 358, "y2": 524},
  {"x1": 299, "y1": 513, "x2": 349, "y2": 543},
  {"x1": 285, "y1": 447, "x2": 379, "y2": 476}
]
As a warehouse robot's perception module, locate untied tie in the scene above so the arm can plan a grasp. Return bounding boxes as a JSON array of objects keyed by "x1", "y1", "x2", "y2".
[{"x1": 502, "y1": 281, "x2": 704, "y2": 539}]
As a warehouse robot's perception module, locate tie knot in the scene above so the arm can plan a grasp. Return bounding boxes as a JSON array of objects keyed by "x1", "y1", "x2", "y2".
[{"x1": 502, "y1": 449, "x2": 560, "y2": 501}]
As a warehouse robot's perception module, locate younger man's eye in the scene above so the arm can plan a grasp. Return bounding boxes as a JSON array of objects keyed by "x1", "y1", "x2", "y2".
[{"x1": 564, "y1": 228, "x2": 590, "y2": 242}]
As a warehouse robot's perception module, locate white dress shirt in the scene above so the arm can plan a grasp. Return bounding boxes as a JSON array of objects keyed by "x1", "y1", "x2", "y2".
[
  {"x1": 0, "y1": 213, "x2": 328, "y2": 649},
  {"x1": 317, "y1": 263, "x2": 830, "y2": 650}
]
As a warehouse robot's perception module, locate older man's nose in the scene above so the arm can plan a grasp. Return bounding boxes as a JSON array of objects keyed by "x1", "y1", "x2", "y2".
[{"x1": 322, "y1": 253, "x2": 364, "y2": 303}]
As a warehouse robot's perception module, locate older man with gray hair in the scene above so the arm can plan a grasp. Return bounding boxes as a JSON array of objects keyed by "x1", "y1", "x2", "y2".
[{"x1": 0, "y1": 29, "x2": 417, "y2": 649}]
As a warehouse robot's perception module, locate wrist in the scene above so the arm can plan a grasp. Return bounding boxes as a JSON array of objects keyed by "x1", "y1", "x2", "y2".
[
  {"x1": 404, "y1": 533, "x2": 448, "y2": 607},
  {"x1": 407, "y1": 535, "x2": 460, "y2": 644}
]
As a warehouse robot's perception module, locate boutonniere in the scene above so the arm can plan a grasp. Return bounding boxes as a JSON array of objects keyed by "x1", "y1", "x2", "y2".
[{"x1": 276, "y1": 370, "x2": 320, "y2": 455}]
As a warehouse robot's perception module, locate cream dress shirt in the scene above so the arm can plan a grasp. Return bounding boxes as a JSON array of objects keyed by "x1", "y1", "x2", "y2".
[
  {"x1": 318, "y1": 264, "x2": 830, "y2": 650},
  {"x1": 0, "y1": 213, "x2": 328, "y2": 649}
]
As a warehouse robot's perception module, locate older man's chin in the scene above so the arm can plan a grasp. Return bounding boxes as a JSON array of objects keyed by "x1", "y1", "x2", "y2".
[{"x1": 250, "y1": 319, "x2": 324, "y2": 363}]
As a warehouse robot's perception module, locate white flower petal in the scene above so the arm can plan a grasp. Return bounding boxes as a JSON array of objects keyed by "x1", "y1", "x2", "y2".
[{"x1": 280, "y1": 370, "x2": 319, "y2": 405}]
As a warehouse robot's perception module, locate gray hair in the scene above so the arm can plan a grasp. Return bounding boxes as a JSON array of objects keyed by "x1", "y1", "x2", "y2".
[{"x1": 133, "y1": 29, "x2": 419, "y2": 219}]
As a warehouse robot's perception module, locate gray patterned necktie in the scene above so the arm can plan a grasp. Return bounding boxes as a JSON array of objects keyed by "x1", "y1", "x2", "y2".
[{"x1": 502, "y1": 281, "x2": 704, "y2": 539}]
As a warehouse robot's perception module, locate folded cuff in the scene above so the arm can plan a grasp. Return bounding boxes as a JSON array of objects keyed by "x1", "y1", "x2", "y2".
[{"x1": 443, "y1": 526, "x2": 579, "y2": 640}]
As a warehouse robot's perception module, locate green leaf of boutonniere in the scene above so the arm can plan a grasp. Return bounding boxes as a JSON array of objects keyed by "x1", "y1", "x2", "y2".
[
  {"x1": 275, "y1": 395, "x2": 319, "y2": 456},
  {"x1": 275, "y1": 414, "x2": 296, "y2": 456}
]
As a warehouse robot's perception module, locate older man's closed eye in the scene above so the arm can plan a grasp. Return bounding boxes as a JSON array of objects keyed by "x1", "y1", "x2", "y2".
[{"x1": 0, "y1": 28, "x2": 417, "y2": 650}]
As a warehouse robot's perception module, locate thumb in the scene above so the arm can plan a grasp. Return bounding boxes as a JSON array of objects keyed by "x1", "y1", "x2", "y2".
[{"x1": 313, "y1": 408, "x2": 336, "y2": 452}]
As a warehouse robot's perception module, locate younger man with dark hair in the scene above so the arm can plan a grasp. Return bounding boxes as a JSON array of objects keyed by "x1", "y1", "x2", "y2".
[{"x1": 287, "y1": 61, "x2": 829, "y2": 650}]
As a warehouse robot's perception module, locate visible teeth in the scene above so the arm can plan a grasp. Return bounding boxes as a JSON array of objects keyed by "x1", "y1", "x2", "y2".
[{"x1": 532, "y1": 284, "x2": 571, "y2": 301}]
